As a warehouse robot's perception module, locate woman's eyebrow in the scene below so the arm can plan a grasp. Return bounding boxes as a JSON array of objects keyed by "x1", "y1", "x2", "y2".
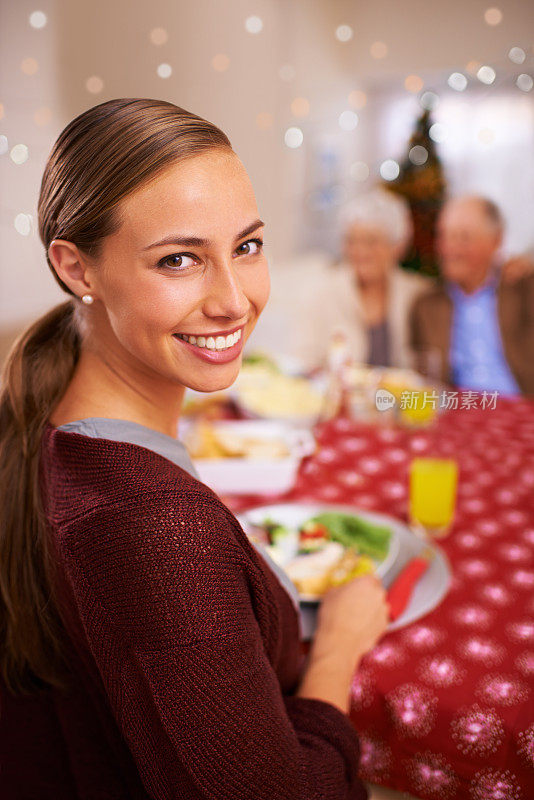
[{"x1": 141, "y1": 219, "x2": 265, "y2": 251}]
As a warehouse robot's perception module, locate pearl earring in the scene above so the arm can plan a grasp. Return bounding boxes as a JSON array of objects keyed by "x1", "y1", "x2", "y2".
[{"x1": 81, "y1": 294, "x2": 94, "y2": 305}]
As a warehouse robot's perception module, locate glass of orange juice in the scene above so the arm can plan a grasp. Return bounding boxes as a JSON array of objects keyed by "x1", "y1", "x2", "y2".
[
  {"x1": 399, "y1": 388, "x2": 439, "y2": 427},
  {"x1": 409, "y1": 457, "x2": 459, "y2": 540}
]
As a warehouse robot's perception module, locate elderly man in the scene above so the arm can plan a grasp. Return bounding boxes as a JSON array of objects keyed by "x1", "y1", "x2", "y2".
[{"x1": 410, "y1": 196, "x2": 534, "y2": 396}]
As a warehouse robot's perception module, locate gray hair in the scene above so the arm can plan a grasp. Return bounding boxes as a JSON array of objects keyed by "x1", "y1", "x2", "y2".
[{"x1": 338, "y1": 187, "x2": 413, "y2": 248}]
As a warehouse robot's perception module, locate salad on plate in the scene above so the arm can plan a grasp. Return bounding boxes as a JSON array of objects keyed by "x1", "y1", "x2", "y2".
[{"x1": 248, "y1": 509, "x2": 393, "y2": 601}]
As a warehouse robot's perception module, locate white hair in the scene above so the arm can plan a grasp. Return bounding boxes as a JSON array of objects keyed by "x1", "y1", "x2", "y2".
[{"x1": 338, "y1": 187, "x2": 413, "y2": 249}]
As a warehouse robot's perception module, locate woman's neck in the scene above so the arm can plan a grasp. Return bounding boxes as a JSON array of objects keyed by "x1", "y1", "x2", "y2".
[
  {"x1": 355, "y1": 275, "x2": 389, "y2": 327},
  {"x1": 50, "y1": 347, "x2": 184, "y2": 438}
]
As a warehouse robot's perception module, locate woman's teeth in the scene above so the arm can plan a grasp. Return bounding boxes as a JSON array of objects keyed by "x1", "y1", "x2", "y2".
[{"x1": 176, "y1": 328, "x2": 242, "y2": 351}]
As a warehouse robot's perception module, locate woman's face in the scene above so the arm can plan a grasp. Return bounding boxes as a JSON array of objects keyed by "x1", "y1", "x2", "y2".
[
  {"x1": 85, "y1": 149, "x2": 269, "y2": 394},
  {"x1": 343, "y1": 223, "x2": 397, "y2": 286}
]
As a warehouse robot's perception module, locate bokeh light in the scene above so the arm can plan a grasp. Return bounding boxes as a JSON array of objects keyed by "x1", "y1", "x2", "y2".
[
  {"x1": 484, "y1": 7, "x2": 503, "y2": 26},
  {"x1": 149, "y1": 27, "x2": 168, "y2": 46},
  {"x1": 338, "y1": 110, "x2": 358, "y2": 131},
  {"x1": 350, "y1": 161, "x2": 369, "y2": 182},
  {"x1": 0, "y1": 135, "x2": 8, "y2": 155},
  {"x1": 157, "y1": 63, "x2": 172, "y2": 79},
  {"x1": 0, "y1": 103, "x2": 4, "y2": 120},
  {"x1": 278, "y1": 64, "x2": 296, "y2": 82},
  {"x1": 85, "y1": 75, "x2": 104, "y2": 93},
  {"x1": 370, "y1": 41, "x2": 388, "y2": 59},
  {"x1": 291, "y1": 97, "x2": 310, "y2": 117},
  {"x1": 420, "y1": 91, "x2": 439, "y2": 110},
  {"x1": 448, "y1": 72, "x2": 468, "y2": 91},
  {"x1": 256, "y1": 112, "x2": 273, "y2": 130},
  {"x1": 429, "y1": 123, "x2": 447, "y2": 143},
  {"x1": 33, "y1": 107, "x2": 52, "y2": 126},
  {"x1": 404, "y1": 75, "x2": 423, "y2": 93},
  {"x1": 10, "y1": 144, "x2": 29, "y2": 165},
  {"x1": 212, "y1": 54, "x2": 230, "y2": 72},
  {"x1": 409, "y1": 145, "x2": 429, "y2": 165},
  {"x1": 380, "y1": 159, "x2": 400, "y2": 181},
  {"x1": 348, "y1": 90, "x2": 367, "y2": 109},
  {"x1": 335, "y1": 25, "x2": 353, "y2": 42},
  {"x1": 245, "y1": 16, "x2": 263, "y2": 34},
  {"x1": 466, "y1": 60, "x2": 481, "y2": 75},
  {"x1": 284, "y1": 127, "x2": 303, "y2": 148},
  {"x1": 477, "y1": 65, "x2": 496, "y2": 85},
  {"x1": 508, "y1": 47, "x2": 526, "y2": 65},
  {"x1": 29, "y1": 11, "x2": 47, "y2": 29},
  {"x1": 21, "y1": 58, "x2": 39, "y2": 76},
  {"x1": 14, "y1": 213, "x2": 32, "y2": 236},
  {"x1": 516, "y1": 74, "x2": 533, "y2": 92}
]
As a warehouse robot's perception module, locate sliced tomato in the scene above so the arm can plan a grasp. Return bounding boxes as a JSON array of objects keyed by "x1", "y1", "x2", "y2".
[{"x1": 300, "y1": 521, "x2": 330, "y2": 540}]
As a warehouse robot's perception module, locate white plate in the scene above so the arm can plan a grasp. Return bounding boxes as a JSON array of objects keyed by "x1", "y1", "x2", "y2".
[
  {"x1": 238, "y1": 502, "x2": 452, "y2": 638},
  {"x1": 237, "y1": 503, "x2": 402, "y2": 593}
]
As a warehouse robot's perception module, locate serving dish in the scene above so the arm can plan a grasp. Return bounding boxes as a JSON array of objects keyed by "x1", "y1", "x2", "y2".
[{"x1": 180, "y1": 420, "x2": 316, "y2": 495}]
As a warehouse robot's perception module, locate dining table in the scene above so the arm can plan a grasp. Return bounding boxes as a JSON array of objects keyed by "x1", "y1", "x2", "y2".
[{"x1": 226, "y1": 396, "x2": 534, "y2": 800}]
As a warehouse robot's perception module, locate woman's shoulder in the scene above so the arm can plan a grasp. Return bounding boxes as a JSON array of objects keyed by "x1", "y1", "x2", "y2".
[
  {"x1": 392, "y1": 265, "x2": 433, "y2": 290},
  {"x1": 42, "y1": 424, "x2": 252, "y2": 590},
  {"x1": 390, "y1": 266, "x2": 437, "y2": 307},
  {"x1": 40, "y1": 429, "x2": 291, "y2": 655},
  {"x1": 41, "y1": 422, "x2": 222, "y2": 525}
]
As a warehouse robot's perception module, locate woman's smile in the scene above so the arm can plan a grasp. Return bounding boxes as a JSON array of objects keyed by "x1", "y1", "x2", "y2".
[{"x1": 173, "y1": 324, "x2": 245, "y2": 363}]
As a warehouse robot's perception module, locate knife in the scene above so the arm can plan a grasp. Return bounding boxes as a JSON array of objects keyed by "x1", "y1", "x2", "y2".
[{"x1": 386, "y1": 549, "x2": 433, "y2": 622}]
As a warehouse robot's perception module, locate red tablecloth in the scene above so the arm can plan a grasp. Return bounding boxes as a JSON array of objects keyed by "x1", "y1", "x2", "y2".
[{"x1": 229, "y1": 398, "x2": 534, "y2": 800}]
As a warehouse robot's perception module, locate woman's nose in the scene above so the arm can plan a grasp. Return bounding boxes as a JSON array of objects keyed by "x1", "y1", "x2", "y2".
[{"x1": 202, "y1": 259, "x2": 249, "y2": 320}]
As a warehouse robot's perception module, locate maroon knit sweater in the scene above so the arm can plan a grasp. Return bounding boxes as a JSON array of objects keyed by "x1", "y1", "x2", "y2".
[{"x1": 0, "y1": 425, "x2": 367, "y2": 800}]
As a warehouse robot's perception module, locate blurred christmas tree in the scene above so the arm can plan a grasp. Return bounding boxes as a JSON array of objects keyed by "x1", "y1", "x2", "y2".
[{"x1": 385, "y1": 108, "x2": 447, "y2": 276}]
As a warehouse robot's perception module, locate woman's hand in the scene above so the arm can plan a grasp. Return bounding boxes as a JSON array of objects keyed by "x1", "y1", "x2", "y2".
[
  {"x1": 315, "y1": 573, "x2": 389, "y2": 658},
  {"x1": 297, "y1": 574, "x2": 389, "y2": 714}
]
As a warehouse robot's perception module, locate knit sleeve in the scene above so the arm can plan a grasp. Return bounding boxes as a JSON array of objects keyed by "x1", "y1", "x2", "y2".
[{"x1": 60, "y1": 488, "x2": 367, "y2": 800}]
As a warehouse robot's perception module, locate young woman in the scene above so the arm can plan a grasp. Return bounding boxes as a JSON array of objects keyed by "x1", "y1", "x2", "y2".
[{"x1": 0, "y1": 98, "x2": 388, "y2": 799}]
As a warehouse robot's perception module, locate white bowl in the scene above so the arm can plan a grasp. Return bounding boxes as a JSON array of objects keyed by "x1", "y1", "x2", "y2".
[{"x1": 179, "y1": 420, "x2": 316, "y2": 495}]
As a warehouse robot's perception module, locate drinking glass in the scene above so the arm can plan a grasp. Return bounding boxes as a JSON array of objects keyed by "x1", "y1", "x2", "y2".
[
  {"x1": 398, "y1": 387, "x2": 439, "y2": 427},
  {"x1": 409, "y1": 457, "x2": 459, "y2": 540}
]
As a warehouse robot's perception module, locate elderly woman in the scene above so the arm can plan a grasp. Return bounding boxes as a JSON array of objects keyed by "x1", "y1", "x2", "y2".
[{"x1": 260, "y1": 188, "x2": 429, "y2": 372}]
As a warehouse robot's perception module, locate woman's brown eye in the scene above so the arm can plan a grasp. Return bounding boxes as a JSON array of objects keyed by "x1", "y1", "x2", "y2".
[
  {"x1": 236, "y1": 239, "x2": 262, "y2": 256},
  {"x1": 158, "y1": 253, "x2": 197, "y2": 270}
]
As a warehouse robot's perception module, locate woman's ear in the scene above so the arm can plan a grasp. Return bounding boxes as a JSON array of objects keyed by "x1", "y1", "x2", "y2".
[{"x1": 48, "y1": 240, "x2": 96, "y2": 299}]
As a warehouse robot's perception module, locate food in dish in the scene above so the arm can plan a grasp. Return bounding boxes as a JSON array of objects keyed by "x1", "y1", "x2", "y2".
[
  {"x1": 184, "y1": 421, "x2": 289, "y2": 460},
  {"x1": 233, "y1": 363, "x2": 324, "y2": 419},
  {"x1": 259, "y1": 512, "x2": 391, "y2": 598}
]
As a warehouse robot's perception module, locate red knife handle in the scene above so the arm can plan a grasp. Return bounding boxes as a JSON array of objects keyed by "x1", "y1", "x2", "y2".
[{"x1": 386, "y1": 557, "x2": 430, "y2": 622}]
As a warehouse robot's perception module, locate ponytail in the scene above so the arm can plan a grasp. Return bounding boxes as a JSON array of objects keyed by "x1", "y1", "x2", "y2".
[
  {"x1": 1, "y1": 97, "x2": 233, "y2": 692},
  {"x1": 0, "y1": 301, "x2": 80, "y2": 692}
]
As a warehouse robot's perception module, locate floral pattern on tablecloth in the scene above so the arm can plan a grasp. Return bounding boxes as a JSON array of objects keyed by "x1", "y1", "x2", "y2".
[{"x1": 229, "y1": 398, "x2": 534, "y2": 798}]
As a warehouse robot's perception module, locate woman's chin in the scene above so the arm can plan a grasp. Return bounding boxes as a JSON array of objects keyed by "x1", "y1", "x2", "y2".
[{"x1": 181, "y1": 362, "x2": 242, "y2": 395}]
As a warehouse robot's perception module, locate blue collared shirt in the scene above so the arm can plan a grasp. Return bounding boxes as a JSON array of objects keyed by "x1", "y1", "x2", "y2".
[{"x1": 448, "y1": 275, "x2": 520, "y2": 395}]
